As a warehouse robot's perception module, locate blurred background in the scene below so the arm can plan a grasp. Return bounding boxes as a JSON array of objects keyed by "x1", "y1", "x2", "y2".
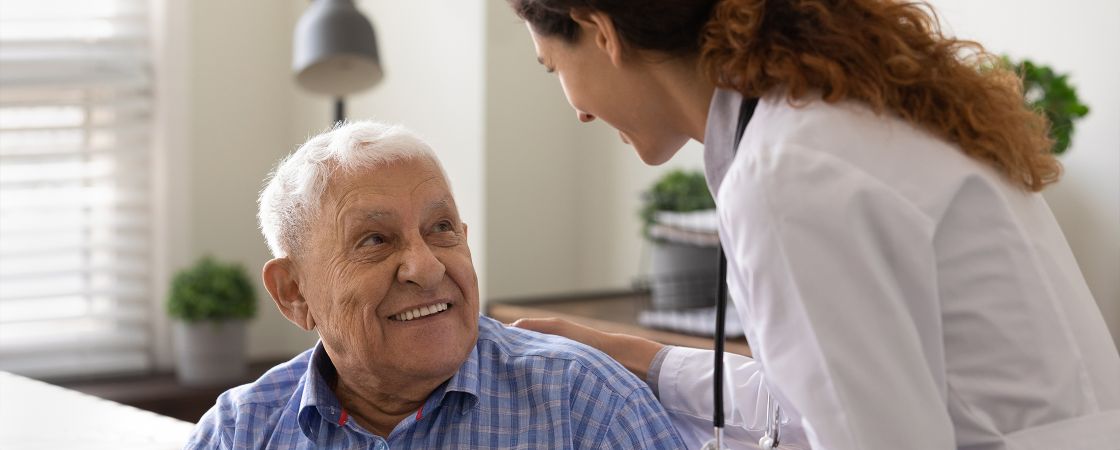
[{"x1": 0, "y1": 0, "x2": 1116, "y2": 428}]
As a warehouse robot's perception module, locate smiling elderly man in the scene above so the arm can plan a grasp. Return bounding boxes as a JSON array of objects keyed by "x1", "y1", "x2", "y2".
[{"x1": 185, "y1": 121, "x2": 685, "y2": 449}]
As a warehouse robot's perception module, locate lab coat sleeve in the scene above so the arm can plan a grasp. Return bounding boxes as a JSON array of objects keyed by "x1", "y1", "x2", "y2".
[
  {"x1": 658, "y1": 346, "x2": 811, "y2": 449},
  {"x1": 713, "y1": 143, "x2": 954, "y2": 449}
]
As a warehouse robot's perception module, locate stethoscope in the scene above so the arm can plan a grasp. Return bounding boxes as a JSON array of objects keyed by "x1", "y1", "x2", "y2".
[{"x1": 701, "y1": 96, "x2": 782, "y2": 450}]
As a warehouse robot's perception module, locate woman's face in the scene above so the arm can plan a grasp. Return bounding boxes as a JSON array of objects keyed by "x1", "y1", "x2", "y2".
[{"x1": 527, "y1": 22, "x2": 691, "y2": 165}]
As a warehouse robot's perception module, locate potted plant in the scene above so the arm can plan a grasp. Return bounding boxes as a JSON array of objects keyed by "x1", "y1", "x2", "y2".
[
  {"x1": 640, "y1": 170, "x2": 719, "y2": 310},
  {"x1": 1005, "y1": 56, "x2": 1090, "y2": 155},
  {"x1": 167, "y1": 256, "x2": 257, "y2": 386}
]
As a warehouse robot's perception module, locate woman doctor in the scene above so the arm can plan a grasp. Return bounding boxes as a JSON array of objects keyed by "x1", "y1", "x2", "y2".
[{"x1": 506, "y1": 1, "x2": 1120, "y2": 449}]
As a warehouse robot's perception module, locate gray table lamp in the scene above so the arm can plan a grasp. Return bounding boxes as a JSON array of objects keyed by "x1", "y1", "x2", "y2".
[{"x1": 293, "y1": 0, "x2": 383, "y2": 123}]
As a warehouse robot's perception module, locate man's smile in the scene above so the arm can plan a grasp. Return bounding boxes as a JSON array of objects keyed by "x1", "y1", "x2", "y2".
[{"x1": 389, "y1": 302, "x2": 453, "y2": 322}]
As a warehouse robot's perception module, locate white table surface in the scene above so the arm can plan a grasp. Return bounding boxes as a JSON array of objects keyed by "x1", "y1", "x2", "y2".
[{"x1": 0, "y1": 371, "x2": 195, "y2": 449}]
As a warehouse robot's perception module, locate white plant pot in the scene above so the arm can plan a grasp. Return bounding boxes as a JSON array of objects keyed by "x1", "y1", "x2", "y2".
[{"x1": 173, "y1": 319, "x2": 247, "y2": 386}]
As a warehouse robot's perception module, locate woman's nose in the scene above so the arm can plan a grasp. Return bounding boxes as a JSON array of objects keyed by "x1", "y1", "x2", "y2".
[{"x1": 577, "y1": 111, "x2": 596, "y2": 123}]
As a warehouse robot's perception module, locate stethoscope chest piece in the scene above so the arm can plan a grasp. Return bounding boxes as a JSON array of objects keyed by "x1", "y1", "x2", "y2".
[{"x1": 700, "y1": 426, "x2": 727, "y2": 450}]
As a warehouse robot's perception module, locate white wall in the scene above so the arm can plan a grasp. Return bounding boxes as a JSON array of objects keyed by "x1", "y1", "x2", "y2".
[
  {"x1": 572, "y1": 131, "x2": 706, "y2": 292},
  {"x1": 930, "y1": 0, "x2": 1120, "y2": 347},
  {"x1": 183, "y1": 0, "x2": 318, "y2": 362},
  {"x1": 482, "y1": 5, "x2": 705, "y2": 300},
  {"x1": 484, "y1": 3, "x2": 583, "y2": 299},
  {"x1": 150, "y1": 0, "x2": 190, "y2": 370}
]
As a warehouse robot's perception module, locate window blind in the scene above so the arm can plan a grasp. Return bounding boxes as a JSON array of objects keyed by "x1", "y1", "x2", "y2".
[{"x1": 0, "y1": 0, "x2": 155, "y2": 378}]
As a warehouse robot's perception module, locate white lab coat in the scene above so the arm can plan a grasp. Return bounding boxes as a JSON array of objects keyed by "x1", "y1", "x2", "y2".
[{"x1": 656, "y1": 88, "x2": 1120, "y2": 450}]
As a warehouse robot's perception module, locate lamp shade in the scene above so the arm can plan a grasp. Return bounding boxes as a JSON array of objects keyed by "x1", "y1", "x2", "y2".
[{"x1": 293, "y1": 0, "x2": 383, "y2": 96}]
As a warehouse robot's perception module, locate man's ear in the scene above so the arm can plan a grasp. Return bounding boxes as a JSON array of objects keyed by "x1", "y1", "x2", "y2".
[
  {"x1": 570, "y1": 9, "x2": 624, "y2": 67},
  {"x1": 262, "y1": 258, "x2": 316, "y2": 331}
]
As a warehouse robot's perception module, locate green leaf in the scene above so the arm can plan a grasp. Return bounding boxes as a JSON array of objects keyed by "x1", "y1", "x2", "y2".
[
  {"x1": 1007, "y1": 56, "x2": 1090, "y2": 155},
  {"x1": 639, "y1": 170, "x2": 714, "y2": 238},
  {"x1": 167, "y1": 256, "x2": 257, "y2": 322}
]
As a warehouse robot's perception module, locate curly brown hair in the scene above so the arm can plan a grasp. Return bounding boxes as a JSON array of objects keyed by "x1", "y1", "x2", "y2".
[
  {"x1": 510, "y1": 0, "x2": 1061, "y2": 191},
  {"x1": 701, "y1": 0, "x2": 1059, "y2": 191}
]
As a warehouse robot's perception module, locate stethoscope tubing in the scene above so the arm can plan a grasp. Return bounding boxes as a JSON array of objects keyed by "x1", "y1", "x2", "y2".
[
  {"x1": 713, "y1": 245, "x2": 780, "y2": 449},
  {"x1": 714, "y1": 246, "x2": 729, "y2": 431},
  {"x1": 708, "y1": 96, "x2": 780, "y2": 450}
]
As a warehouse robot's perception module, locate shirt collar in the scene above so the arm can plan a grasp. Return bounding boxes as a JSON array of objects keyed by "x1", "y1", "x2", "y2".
[
  {"x1": 438, "y1": 335, "x2": 482, "y2": 414},
  {"x1": 703, "y1": 87, "x2": 744, "y2": 199},
  {"x1": 297, "y1": 341, "x2": 346, "y2": 440},
  {"x1": 295, "y1": 327, "x2": 486, "y2": 439}
]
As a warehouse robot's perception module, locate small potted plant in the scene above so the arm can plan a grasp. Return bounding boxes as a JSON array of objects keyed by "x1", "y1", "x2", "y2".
[
  {"x1": 640, "y1": 170, "x2": 719, "y2": 310},
  {"x1": 1005, "y1": 56, "x2": 1090, "y2": 155},
  {"x1": 167, "y1": 256, "x2": 257, "y2": 386}
]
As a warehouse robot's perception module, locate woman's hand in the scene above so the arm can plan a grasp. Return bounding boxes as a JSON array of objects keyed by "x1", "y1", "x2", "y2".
[{"x1": 511, "y1": 317, "x2": 665, "y2": 379}]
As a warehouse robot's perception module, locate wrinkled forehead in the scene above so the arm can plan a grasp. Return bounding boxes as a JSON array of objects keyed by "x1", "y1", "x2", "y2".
[{"x1": 319, "y1": 155, "x2": 454, "y2": 214}]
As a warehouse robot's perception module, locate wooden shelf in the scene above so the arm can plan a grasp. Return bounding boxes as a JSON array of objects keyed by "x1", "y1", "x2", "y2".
[
  {"x1": 487, "y1": 291, "x2": 751, "y2": 357},
  {"x1": 55, "y1": 360, "x2": 284, "y2": 424}
]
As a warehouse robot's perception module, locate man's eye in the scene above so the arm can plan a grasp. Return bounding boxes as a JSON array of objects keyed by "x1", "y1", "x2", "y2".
[
  {"x1": 361, "y1": 234, "x2": 386, "y2": 246},
  {"x1": 432, "y1": 221, "x2": 454, "y2": 233}
]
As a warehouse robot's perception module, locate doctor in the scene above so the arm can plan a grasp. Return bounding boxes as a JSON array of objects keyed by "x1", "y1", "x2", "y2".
[{"x1": 506, "y1": 0, "x2": 1120, "y2": 449}]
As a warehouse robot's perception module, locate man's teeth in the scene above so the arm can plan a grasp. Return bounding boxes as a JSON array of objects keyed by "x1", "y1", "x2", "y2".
[{"x1": 393, "y1": 303, "x2": 450, "y2": 321}]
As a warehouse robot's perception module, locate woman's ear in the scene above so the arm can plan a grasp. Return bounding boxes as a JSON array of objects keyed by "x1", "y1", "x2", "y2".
[
  {"x1": 262, "y1": 258, "x2": 316, "y2": 331},
  {"x1": 570, "y1": 9, "x2": 624, "y2": 67}
]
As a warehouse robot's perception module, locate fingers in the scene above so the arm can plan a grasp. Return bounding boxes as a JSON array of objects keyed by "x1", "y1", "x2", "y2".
[
  {"x1": 510, "y1": 317, "x2": 566, "y2": 334},
  {"x1": 509, "y1": 317, "x2": 607, "y2": 350},
  {"x1": 507, "y1": 317, "x2": 660, "y2": 376}
]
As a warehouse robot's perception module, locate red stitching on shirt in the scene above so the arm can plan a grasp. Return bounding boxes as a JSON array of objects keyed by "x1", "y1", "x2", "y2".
[
  {"x1": 416, "y1": 404, "x2": 424, "y2": 420},
  {"x1": 338, "y1": 409, "x2": 348, "y2": 426}
]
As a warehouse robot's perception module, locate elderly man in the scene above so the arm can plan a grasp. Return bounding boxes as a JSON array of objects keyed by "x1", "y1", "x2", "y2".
[{"x1": 186, "y1": 121, "x2": 685, "y2": 449}]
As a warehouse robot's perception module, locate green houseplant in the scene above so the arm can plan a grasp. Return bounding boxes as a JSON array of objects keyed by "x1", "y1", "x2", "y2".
[
  {"x1": 168, "y1": 257, "x2": 257, "y2": 386},
  {"x1": 640, "y1": 170, "x2": 719, "y2": 310},
  {"x1": 640, "y1": 170, "x2": 716, "y2": 239},
  {"x1": 1005, "y1": 57, "x2": 1090, "y2": 155},
  {"x1": 168, "y1": 257, "x2": 256, "y2": 322}
]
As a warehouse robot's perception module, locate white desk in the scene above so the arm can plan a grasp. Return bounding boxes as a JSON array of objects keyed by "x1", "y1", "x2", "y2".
[{"x1": 0, "y1": 371, "x2": 195, "y2": 449}]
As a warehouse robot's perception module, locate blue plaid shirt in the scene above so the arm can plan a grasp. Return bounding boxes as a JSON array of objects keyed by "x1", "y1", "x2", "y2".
[{"x1": 186, "y1": 316, "x2": 684, "y2": 449}]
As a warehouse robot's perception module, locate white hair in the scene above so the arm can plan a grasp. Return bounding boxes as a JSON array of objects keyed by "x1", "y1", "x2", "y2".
[{"x1": 258, "y1": 120, "x2": 448, "y2": 258}]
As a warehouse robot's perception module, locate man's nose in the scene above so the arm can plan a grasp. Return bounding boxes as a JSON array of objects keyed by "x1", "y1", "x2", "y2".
[
  {"x1": 397, "y1": 241, "x2": 445, "y2": 289},
  {"x1": 577, "y1": 111, "x2": 596, "y2": 123}
]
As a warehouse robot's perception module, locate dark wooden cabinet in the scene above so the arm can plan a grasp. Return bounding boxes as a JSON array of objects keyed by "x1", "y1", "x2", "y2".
[{"x1": 56, "y1": 360, "x2": 283, "y2": 423}]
